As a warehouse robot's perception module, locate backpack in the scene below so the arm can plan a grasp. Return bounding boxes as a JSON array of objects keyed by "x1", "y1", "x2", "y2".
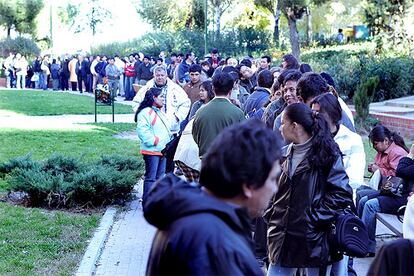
[{"x1": 246, "y1": 107, "x2": 265, "y2": 120}]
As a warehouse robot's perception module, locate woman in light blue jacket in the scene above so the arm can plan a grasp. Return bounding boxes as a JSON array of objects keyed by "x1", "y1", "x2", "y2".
[{"x1": 135, "y1": 87, "x2": 172, "y2": 201}]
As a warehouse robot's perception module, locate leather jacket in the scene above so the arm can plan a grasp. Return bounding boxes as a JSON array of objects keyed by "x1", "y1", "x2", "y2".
[{"x1": 264, "y1": 152, "x2": 353, "y2": 267}]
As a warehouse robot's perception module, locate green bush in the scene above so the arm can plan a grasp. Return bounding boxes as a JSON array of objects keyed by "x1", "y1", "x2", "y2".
[
  {"x1": 2, "y1": 154, "x2": 144, "y2": 208},
  {"x1": 302, "y1": 43, "x2": 414, "y2": 101},
  {"x1": 354, "y1": 76, "x2": 379, "y2": 131},
  {"x1": 0, "y1": 37, "x2": 40, "y2": 58}
]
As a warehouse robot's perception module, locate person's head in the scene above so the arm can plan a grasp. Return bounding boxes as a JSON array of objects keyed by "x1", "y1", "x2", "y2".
[
  {"x1": 271, "y1": 80, "x2": 282, "y2": 101},
  {"x1": 153, "y1": 66, "x2": 168, "y2": 86},
  {"x1": 170, "y1": 52, "x2": 177, "y2": 62},
  {"x1": 299, "y1": 63, "x2": 312, "y2": 74},
  {"x1": 338, "y1": 28, "x2": 343, "y2": 33},
  {"x1": 369, "y1": 125, "x2": 409, "y2": 153},
  {"x1": 134, "y1": 87, "x2": 163, "y2": 122},
  {"x1": 311, "y1": 93, "x2": 342, "y2": 131},
  {"x1": 226, "y1": 57, "x2": 238, "y2": 67},
  {"x1": 281, "y1": 54, "x2": 299, "y2": 70},
  {"x1": 150, "y1": 57, "x2": 156, "y2": 64},
  {"x1": 320, "y1": 71, "x2": 336, "y2": 89},
  {"x1": 159, "y1": 51, "x2": 166, "y2": 59},
  {"x1": 270, "y1": 66, "x2": 282, "y2": 79},
  {"x1": 240, "y1": 58, "x2": 252, "y2": 68},
  {"x1": 108, "y1": 57, "x2": 115, "y2": 64},
  {"x1": 212, "y1": 72, "x2": 234, "y2": 96},
  {"x1": 189, "y1": 64, "x2": 202, "y2": 84},
  {"x1": 200, "y1": 119, "x2": 282, "y2": 218},
  {"x1": 177, "y1": 53, "x2": 184, "y2": 63},
  {"x1": 257, "y1": 69, "x2": 274, "y2": 89},
  {"x1": 143, "y1": 55, "x2": 150, "y2": 64},
  {"x1": 156, "y1": 58, "x2": 163, "y2": 65},
  {"x1": 52, "y1": 59, "x2": 56, "y2": 64},
  {"x1": 283, "y1": 70, "x2": 302, "y2": 105},
  {"x1": 185, "y1": 51, "x2": 196, "y2": 62},
  {"x1": 129, "y1": 54, "x2": 135, "y2": 62},
  {"x1": 201, "y1": 61, "x2": 211, "y2": 71},
  {"x1": 199, "y1": 80, "x2": 215, "y2": 103},
  {"x1": 222, "y1": 66, "x2": 239, "y2": 83},
  {"x1": 296, "y1": 72, "x2": 329, "y2": 106},
  {"x1": 260, "y1": 55, "x2": 272, "y2": 69},
  {"x1": 239, "y1": 65, "x2": 254, "y2": 79},
  {"x1": 211, "y1": 48, "x2": 219, "y2": 60},
  {"x1": 280, "y1": 103, "x2": 340, "y2": 169}
]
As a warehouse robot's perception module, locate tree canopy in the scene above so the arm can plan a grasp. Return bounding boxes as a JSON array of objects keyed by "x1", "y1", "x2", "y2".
[{"x1": 0, "y1": 0, "x2": 44, "y2": 37}]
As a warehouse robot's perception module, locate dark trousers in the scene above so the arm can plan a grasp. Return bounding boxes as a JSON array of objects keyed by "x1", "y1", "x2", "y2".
[
  {"x1": 253, "y1": 217, "x2": 268, "y2": 265},
  {"x1": 143, "y1": 155, "x2": 166, "y2": 201},
  {"x1": 71, "y1": 82, "x2": 77, "y2": 91},
  {"x1": 78, "y1": 75, "x2": 89, "y2": 92},
  {"x1": 60, "y1": 75, "x2": 69, "y2": 90}
]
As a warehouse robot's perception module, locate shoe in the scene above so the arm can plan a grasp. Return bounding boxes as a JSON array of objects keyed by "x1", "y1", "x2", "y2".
[{"x1": 117, "y1": 93, "x2": 121, "y2": 96}]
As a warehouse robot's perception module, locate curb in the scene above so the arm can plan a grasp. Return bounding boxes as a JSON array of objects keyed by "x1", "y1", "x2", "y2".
[{"x1": 76, "y1": 207, "x2": 117, "y2": 276}]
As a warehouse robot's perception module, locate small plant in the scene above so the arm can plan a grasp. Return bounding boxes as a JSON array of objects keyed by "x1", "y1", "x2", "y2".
[
  {"x1": 354, "y1": 76, "x2": 379, "y2": 132},
  {"x1": 1, "y1": 154, "x2": 144, "y2": 208}
]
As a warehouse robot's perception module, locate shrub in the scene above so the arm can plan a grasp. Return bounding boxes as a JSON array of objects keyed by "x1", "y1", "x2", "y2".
[
  {"x1": 354, "y1": 76, "x2": 379, "y2": 131},
  {"x1": 0, "y1": 37, "x2": 41, "y2": 58},
  {"x1": 2, "y1": 154, "x2": 144, "y2": 208}
]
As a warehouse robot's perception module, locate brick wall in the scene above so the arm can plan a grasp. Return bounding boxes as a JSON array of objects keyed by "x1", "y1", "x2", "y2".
[{"x1": 370, "y1": 112, "x2": 414, "y2": 140}]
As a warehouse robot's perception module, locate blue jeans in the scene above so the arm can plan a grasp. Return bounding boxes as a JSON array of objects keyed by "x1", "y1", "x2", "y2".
[
  {"x1": 268, "y1": 263, "x2": 329, "y2": 276},
  {"x1": 39, "y1": 72, "x2": 48, "y2": 90},
  {"x1": 331, "y1": 255, "x2": 348, "y2": 276},
  {"x1": 124, "y1": 76, "x2": 133, "y2": 100},
  {"x1": 143, "y1": 155, "x2": 166, "y2": 201},
  {"x1": 361, "y1": 198, "x2": 381, "y2": 253},
  {"x1": 356, "y1": 187, "x2": 379, "y2": 217}
]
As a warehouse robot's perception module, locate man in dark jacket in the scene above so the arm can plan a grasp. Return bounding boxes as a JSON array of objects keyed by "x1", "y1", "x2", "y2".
[
  {"x1": 144, "y1": 119, "x2": 283, "y2": 275},
  {"x1": 243, "y1": 69, "x2": 273, "y2": 117}
]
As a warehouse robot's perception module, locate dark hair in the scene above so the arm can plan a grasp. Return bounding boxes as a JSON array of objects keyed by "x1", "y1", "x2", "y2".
[
  {"x1": 369, "y1": 125, "x2": 409, "y2": 153},
  {"x1": 178, "y1": 53, "x2": 184, "y2": 57},
  {"x1": 240, "y1": 58, "x2": 252, "y2": 68},
  {"x1": 277, "y1": 69, "x2": 298, "y2": 87},
  {"x1": 171, "y1": 52, "x2": 177, "y2": 57},
  {"x1": 311, "y1": 93, "x2": 342, "y2": 126},
  {"x1": 212, "y1": 72, "x2": 234, "y2": 96},
  {"x1": 261, "y1": 55, "x2": 272, "y2": 63},
  {"x1": 189, "y1": 64, "x2": 202, "y2": 73},
  {"x1": 185, "y1": 51, "x2": 193, "y2": 60},
  {"x1": 320, "y1": 71, "x2": 336, "y2": 89},
  {"x1": 200, "y1": 80, "x2": 215, "y2": 102},
  {"x1": 143, "y1": 55, "x2": 150, "y2": 60},
  {"x1": 282, "y1": 54, "x2": 299, "y2": 70},
  {"x1": 257, "y1": 69, "x2": 274, "y2": 88},
  {"x1": 271, "y1": 80, "x2": 281, "y2": 94},
  {"x1": 299, "y1": 63, "x2": 312, "y2": 73},
  {"x1": 283, "y1": 70, "x2": 302, "y2": 86},
  {"x1": 222, "y1": 66, "x2": 239, "y2": 82},
  {"x1": 218, "y1": 60, "x2": 225, "y2": 66},
  {"x1": 296, "y1": 72, "x2": 329, "y2": 104},
  {"x1": 156, "y1": 58, "x2": 163, "y2": 63},
  {"x1": 201, "y1": 61, "x2": 210, "y2": 67},
  {"x1": 200, "y1": 119, "x2": 282, "y2": 198},
  {"x1": 284, "y1": 103, "x2": 341, "y2": 170},
  {"x1": 134, "y1": 88, "x2": 162, "y2": 122},
  {"x1": 211, "y1": 48, "x2": 219, "y2": 54}
]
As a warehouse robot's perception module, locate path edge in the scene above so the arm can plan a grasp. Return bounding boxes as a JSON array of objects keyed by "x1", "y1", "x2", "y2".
[{"x1": 76, "y1": 206, "x2": 117, "y2": 276}]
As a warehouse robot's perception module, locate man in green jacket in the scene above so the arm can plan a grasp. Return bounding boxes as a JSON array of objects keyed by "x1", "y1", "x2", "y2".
[{"x1": 192, "y1": 72, "x2": 245, "y2": 158}]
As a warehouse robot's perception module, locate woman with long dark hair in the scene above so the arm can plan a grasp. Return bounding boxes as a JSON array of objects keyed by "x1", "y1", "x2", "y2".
[
  {"x1": 135, "y1": 87, "x2": 172, "y2": 201},
  {"x1": 356, "y1": 125, "x2": 409, "y2": 256},
  {"x1": 188, "y1": 80, "x2": 215, "y2": 119},
  {"x1": 265, "y1": 103, "x2": 353, "y2": 275}
]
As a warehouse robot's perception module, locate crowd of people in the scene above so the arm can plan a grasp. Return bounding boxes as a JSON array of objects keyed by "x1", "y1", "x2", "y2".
[{"x1": 131, "y1": 48, "x2": 414, "y2": 275}]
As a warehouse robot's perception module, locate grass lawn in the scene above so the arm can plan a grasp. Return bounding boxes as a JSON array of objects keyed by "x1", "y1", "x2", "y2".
[
  {"x1": 0, "y1": 123, "x2": 139, "y2": 164},
  {"x1": 0, "y1": 202, "x2": 101, "y2": 275},
  {"x1": 0, "y1": 89, "x2": 133, "y2": 116}
]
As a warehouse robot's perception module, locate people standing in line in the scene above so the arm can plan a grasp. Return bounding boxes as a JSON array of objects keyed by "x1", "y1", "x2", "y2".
[
  {"x1": 243, "y1": 69, "x2": 274, "y2": 116},
  {"x1": 68, "y1": 55, "x2": 78, "y2": 91},
  {"x1": 178, "y1": 51, "x2": 196, "y2": 85},
  {"x1": 135, "y1": 87, "x2": 171, "y2": 202},
  {"x1": 3, "y1": 52, "x2": 15, "y2": 88},
  {"x1": 144, "y1": 119, "x2": 283, "y2": 275},
  {"x1": 192, "y1": 72, "x2": 245, "y2": 158},
  {"x1": 206, "y1": 47, "x2": 221, "y2": 73},
  {"x1": 114, "y1": 55, "x2": 125, "y2": 97},
  {"x1": 105, "y1": 57, "x2": 120, "y2": 99},
  {"x1": 31, "y1": 56, "x2": 42, "y2": 89},
  {"x1": 76, "y1": 55, "x2": 89, "y2": 93},
  {"x1": 136, "y1": 55, "x2": 152, "y2": 86},
  {"x1": 188, "y1": 80, "x2": 215, "y2": 119},
  {"x1": 265, "y1": 102, "x2": 353, "y2": 276},
  {"x1": 95, "y1": 55, "x2": 108, "y2": 84},
  {"x1": 86, "y1": 56, "x2": 94, "y2": 93},
  {"x1": 50, "y1": 59, "x2": 61, "y2": 91}
]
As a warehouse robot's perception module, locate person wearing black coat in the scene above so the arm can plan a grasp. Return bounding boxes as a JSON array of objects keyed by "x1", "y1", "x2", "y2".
[
  {"x1": 144, "y1": 119, "x2": 284, "y2": 275},
  {"x1": 265, "y1": 103, "x2": 353, "y2": 275}
]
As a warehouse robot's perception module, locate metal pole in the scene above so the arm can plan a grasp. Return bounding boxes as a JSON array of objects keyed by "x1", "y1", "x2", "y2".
[
  {"x1": 49, "y1": 3, "x2": 53, "y2": 51},
  {"x1": 204, "y1": 0, "x2": 208, "y2": 56}
]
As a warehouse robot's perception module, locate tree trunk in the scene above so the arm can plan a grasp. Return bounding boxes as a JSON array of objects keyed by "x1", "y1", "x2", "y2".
[
  {"x1": 7, "y1": 27, "x2": 11, "y2": 38},
  {"x1": 214, "y1": 6, "x2": 221, "y2": 40},
  {"x1": 306, "y1": 7, "x2": 312, "y2": 46},
  {"x1": 288, "y1": 17, "x2": 300, "y2": 60},
  {"x1": 273, "y1": 9, "x2": 281, "y2": 46}
]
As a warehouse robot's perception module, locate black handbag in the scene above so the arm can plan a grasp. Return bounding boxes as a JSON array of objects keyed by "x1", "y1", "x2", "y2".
[
  {"x1": 380, "y1": 176, "x2": 404, "y2": 197},
  {"x1": 161, "y1": 135, "x2": 180, "y2": 159},
  {"x1": 329, "y1": 209, "x2": 369, "y2": 257}
]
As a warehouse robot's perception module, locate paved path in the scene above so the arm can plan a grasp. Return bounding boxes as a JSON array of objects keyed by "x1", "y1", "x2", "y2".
[{"x1": 95, "y1": 181, "x2": 155, "y2": 276}]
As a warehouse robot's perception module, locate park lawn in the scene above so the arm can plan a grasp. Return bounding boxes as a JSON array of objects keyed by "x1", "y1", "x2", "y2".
[
  {"x1": 0, "y1": 89, "x2": 133, "y2": 116},
  {"x1": 0, "y1": 202, "x2": 101, "y2": 275},
  {"x1": 0, "y1": 123, "x2": 139, "y2": 164}
]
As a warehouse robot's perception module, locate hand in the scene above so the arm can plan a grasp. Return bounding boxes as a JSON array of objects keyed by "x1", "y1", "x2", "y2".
[{"x1": 408, "y1": 144, "x2": 414, "y2": 158}]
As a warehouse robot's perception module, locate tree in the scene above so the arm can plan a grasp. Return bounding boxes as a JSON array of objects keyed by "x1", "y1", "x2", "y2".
[
  {"x1": 58, "y1": 0, "x2": 111, "y2": 37},
  {"x1": 0, "y1": 0, "x2": 44, "y2": 38},
  {"x1": 209, "y1": 0, "x2": 233, "y2": 40},
  {"x1": 254, "y1": 0, "x2": 282, "y2": 46}
]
